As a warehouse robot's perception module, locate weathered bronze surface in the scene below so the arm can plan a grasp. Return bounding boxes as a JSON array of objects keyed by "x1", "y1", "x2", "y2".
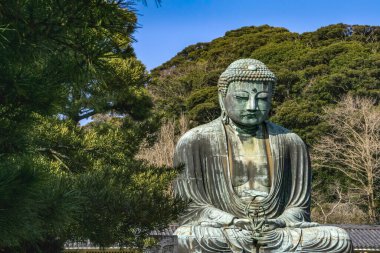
[{"x1": 173, "y1": 59, "x2": 353, "y2": 252}]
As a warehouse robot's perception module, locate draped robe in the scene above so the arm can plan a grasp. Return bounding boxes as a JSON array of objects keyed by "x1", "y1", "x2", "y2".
[{"x1": 173, "y1": 118, "x2": 353, "y2": 253}]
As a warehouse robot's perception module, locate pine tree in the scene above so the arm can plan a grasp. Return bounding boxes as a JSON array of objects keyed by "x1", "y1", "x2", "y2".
[{"x1": 0, "y1": 1, "x2": 184, "y2": 251}]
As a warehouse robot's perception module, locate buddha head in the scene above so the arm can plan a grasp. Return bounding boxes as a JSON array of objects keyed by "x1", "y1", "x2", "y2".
[{"x1": 218, "y1": 59, "x2": 276, "y2": 127}]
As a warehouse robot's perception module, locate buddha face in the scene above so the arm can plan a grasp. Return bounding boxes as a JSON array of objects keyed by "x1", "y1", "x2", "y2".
[{"x1": 223, "y1": 81, "x2": 272, "y2": 126}]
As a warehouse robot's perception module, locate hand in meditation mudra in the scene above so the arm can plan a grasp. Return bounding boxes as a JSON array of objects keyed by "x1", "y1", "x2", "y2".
[{"x1": 173, "y1": 59, "x2": 353, "y2": 252}]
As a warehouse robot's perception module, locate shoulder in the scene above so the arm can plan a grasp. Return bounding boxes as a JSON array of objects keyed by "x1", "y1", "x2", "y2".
[
  {"x1": 176, "y1": 118, "x2": 223, "y2": 148},
  {"x1": 266, "y1": 121, "x2": 290, "y2": 134},
  {"x1": 266, "y1": 121, "x2": 306, "y2": 146}
]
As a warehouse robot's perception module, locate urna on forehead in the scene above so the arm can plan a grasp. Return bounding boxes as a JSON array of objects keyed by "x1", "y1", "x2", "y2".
[{"x1": 218, "y1": 59, "x2": 277, "y2": 96}]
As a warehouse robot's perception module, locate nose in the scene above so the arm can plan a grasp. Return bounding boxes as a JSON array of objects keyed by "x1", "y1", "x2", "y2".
[{"x1": 246, "y1": 95, "x2": 257, "y2": 111}]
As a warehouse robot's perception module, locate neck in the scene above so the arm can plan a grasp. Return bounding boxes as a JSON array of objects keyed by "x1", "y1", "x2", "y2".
[{"x1": 227, "y1": 118, "x2": 263, "y2": 136}]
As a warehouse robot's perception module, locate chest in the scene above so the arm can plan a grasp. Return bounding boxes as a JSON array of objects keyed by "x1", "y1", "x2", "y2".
[{"x1": 226, "y1": 126, "x2": 271, "y2": 200}]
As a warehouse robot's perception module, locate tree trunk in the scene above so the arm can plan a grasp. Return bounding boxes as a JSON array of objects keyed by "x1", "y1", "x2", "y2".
[{"x1": 368, "y1": 190, "x2": 377, "y2": 223}]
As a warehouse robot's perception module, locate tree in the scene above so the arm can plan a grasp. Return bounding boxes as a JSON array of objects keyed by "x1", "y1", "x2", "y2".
[
  {"x1": 312, "y1": 95, "x2": 380, "y2": 223},
  {"x1": 138, "y1": 114, "x2": 189, "y2": 167},
  {"x1": 0, "y1": 1, "x2": 184, "y2": 251},
  {"x1": 311, "y1": 181, "x2": 368, "y2": 224}
]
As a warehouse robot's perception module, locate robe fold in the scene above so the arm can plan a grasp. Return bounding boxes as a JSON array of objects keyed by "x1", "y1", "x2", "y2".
[{"x1": 173, "y1": 118, "x2": 353, "y2": 253}]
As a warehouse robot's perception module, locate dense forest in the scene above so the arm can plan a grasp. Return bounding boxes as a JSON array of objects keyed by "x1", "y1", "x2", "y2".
[{"x1": 148, "y1": 24, "x2": 380, "y2": 223}]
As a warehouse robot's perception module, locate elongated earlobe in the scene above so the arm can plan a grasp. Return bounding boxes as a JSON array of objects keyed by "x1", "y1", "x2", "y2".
[
  {"x1": 222, "y1": 111, "x2": 229, "y2": 124},
  {"x1": 218, "y1": 92, "x2": 229, "y2": 125}
]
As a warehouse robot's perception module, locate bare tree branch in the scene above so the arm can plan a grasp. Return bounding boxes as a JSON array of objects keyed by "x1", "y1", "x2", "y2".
[{"x1": 312, "y1": 95, "x2": 380, "y2": 223}]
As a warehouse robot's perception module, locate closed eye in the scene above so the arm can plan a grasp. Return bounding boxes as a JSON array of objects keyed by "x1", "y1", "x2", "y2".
[
  {"x1": 235, "y1": 95, "x2": 249, "y2": 100},
  {"x1": 233, "y1": 91, "x2": 249, "y2": 100},
  {"x1": 257, "y1": 92, "x2": 269, "y2": 99}
]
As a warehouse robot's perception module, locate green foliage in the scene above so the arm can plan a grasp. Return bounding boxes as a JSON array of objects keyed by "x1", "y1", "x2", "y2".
[
  {"x1": 0, "y1": 0, "x2": 152, "y2": 124},
  {"x1": 150, "y1": 24, "x2": 380, "y2": 145},
  {"x1": 0, "y1": 152, "x2": 81, "y2": 253},
  {"x1": 0, "y1": 155, "x2": 76, "y2": 247},
  {"x1": 185, "y1": 86, "x2": 220, "y2": 125},
  {"x1": 0, "y1": 0, "x2": 184, "y2": 251}
]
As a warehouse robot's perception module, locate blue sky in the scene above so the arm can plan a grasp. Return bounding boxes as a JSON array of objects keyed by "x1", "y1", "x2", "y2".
[{"x1": 133, "y1": 0, "x2": 380, "y2": 70}]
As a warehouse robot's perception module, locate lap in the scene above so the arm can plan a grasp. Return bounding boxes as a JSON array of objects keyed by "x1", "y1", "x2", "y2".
[
  {"x1": 174, "y1": 224, "x2": 352, "y2": 253},
  {"x1": 175, "y1": 225, "x2": 253, "y2": 253}
]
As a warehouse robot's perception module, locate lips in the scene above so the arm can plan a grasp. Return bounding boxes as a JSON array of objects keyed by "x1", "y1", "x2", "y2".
[{"x1": 241, "y1": 113, "x2": 257, "y2": 117}]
